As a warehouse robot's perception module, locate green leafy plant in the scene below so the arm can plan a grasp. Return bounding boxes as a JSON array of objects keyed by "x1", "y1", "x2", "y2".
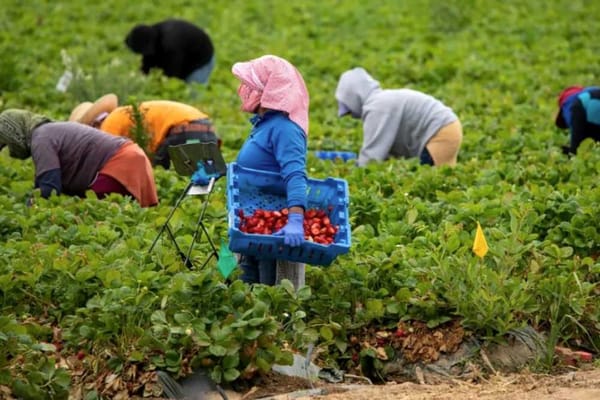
[
  {"x1": 126, "y1": 98, "x2": 150, "y2": 156},
  {"x1": 0, "y1": 316, "x2": 70, "y2": 400},
  {"x1": 0, "y1": 0, "x2": 599, "y2": 397}
]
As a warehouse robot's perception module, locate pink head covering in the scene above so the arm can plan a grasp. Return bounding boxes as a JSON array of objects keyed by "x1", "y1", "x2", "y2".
[{"x1": 232, "y1": 55, "x2": 309, "y2": 135}]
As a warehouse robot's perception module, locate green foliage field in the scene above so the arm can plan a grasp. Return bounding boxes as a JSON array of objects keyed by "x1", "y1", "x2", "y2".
[{"x1": 1, "y1": 0, "x2": 599, "y2": 398}]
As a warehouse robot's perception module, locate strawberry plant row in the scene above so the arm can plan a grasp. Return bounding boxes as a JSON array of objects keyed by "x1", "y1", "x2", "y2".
[{"x1": 0, "y1": 0, "x2": 599, "y2": 397}]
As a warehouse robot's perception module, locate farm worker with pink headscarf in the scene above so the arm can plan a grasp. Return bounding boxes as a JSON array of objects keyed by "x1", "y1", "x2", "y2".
[{"x1": 231, "y1": 54, "x2": 309, "y2": 285}]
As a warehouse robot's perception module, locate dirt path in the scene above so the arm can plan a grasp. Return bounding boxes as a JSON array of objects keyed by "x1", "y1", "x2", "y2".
[
  {"x1": 241, "y1": 368, "x2": 600, "y2": 400},
  {"x1": 309, "y1": 368, "x2": 600, "y2": 400}
]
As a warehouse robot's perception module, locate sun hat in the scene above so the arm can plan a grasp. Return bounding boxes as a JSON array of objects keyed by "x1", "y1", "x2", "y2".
[
  {"x1": 555, "y1": 86, "x2": 584, "y2": 129},
  {"x1": 69, "y1": 93, "x2": 118, "y2": 125}
]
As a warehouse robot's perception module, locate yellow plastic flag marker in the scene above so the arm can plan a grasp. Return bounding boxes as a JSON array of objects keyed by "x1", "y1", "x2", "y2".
[{"x1": 472, "y1": 222, "x2": 489, "y2": 258}]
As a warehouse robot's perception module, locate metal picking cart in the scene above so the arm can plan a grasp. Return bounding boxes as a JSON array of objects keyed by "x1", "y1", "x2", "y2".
[{"x1": 149, "y1": 141, "x2": 227, "y2": 269}]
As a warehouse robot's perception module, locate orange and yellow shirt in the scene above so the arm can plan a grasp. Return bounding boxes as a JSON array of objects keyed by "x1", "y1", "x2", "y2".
[{"x1": 100, "y1": 100, "x2": 209, "y2": 153}]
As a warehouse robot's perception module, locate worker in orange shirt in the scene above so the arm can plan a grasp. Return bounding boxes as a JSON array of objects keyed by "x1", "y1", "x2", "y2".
[{"x1": 69, "y1": 94, "x2": 221, "y2": 169}]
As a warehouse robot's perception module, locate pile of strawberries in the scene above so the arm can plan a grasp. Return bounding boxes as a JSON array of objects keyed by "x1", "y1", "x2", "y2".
[{"x1": 237, "y1": 207, "x2": 338, "y2": 245}]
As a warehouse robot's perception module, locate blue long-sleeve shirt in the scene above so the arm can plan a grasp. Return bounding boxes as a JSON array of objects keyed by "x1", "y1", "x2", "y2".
[
  {"x1": 560, "y1": 86, "x2": 600, "y2": 153},
  {"x1": 236, "y1": 111, "x2": 307, "y2": 209}
]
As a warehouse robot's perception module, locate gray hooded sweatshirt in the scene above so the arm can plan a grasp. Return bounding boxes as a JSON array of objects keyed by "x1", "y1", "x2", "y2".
[{"x1": 335, "y1": 68, "x2": 458, "y2": 166}]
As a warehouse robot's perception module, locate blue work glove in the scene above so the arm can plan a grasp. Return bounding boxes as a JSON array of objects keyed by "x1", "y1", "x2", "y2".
[
  {"x1": 274, "y1": 212, "x2": 305, "y2": 247},
  {"x1": 191, "y1": 164, "x2": 211, "y2": 185}
]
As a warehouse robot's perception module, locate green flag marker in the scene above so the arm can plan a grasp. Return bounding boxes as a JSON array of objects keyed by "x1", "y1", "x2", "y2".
[{"x1": 217, "y1": 240, "x2": 237, "y2": 279}]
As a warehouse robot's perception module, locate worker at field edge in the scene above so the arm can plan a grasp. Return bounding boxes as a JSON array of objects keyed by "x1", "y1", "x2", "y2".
[
  {"x1": 125, "y1": 18, "x2": 216, "y2": 84},
  {"x1": 231, "y1": 54, "x2": 309, "y2": 286},
  {"x1": 69, "y1": 94, "x2": 221, "y2": 170},
  {"x1": 0, "y1": 109, "x2": 158, "y2": 207},
  {"x1": 554, "y1": 85, "x2": 600, "y2": 155},
  {"x1": 335, "y1": 67, "x2": 463, "y2": 167}
]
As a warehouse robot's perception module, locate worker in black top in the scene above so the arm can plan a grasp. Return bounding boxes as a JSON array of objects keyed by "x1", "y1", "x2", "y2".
[{"x1": 125, "y1": 18, "x2": 215, "y2": 84}]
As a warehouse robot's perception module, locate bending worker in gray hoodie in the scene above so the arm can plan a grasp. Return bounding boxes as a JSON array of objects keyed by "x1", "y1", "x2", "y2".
[{"x1": 335, "y1": 67, "x2": 463, "y2": 167}]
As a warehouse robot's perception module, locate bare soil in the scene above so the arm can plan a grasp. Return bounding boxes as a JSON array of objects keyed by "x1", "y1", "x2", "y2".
[{"x1": 239, "y1": 367, "x2": 600, "y2": 400}]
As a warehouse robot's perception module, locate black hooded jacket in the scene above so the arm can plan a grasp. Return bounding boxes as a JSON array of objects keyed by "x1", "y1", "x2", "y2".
[{"x1": 125, "y1": 19, "x2": 214, "y2": 81}]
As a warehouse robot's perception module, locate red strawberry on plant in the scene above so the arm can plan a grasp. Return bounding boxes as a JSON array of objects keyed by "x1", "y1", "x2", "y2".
[{"x1": 395, "y1": 328, "x2": 407, "y2": 338}]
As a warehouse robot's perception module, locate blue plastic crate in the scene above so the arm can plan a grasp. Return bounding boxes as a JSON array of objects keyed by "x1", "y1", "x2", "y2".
[
  {"x1": 314, "y1": 151, "x2": 357, "y2": 162},
  {"x1": 227, "y1": 163, "x2": 351, "y2": 266}
]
